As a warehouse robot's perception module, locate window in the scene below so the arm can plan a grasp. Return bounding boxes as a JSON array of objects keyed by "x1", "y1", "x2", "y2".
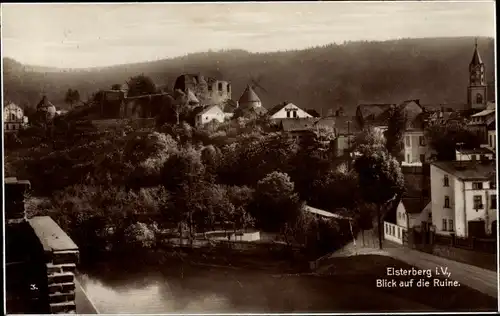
[
  {"x1": 420, "y1": 154, "x2": 425, "y2": 163},
  {"x1": 444, "y1": 175, "x2": 449, "y2": 187},
  {"x1": 5, "y1": 124, "x2": 9, "y2": 130},
  {"x1": 406, "y1": 154, "x2": 410, "y2": 163},
  {"x1": 471, "y1": 154, "x2": 477, "y2": 161},
  {"x1": 419, "y1": 136, "x2": 426, "y2": 146},
  {"x1": 293, "y1": 110, "x2": 298, "y2": 118},
  {"x1": 476, "y1": 93, "x2": 483, "y2": 104},
  {"x1": 472, "y1": 182, "x2": 483, "y2": 190},
  {"x1": 386, "y1": 224, "x2": 389, "y2": 234},
  {"x1": 491, "y1": 195, "x2": 497, "y2": 210},
  {"x1": 473, "y1": 195, "x2": 483, "y2": 210},
  {"x1": 11, "y1": 113, "x2": 16, "y2": 121},
  {"x1": 442, "y1": 219, "x2": 447, "y2": 231},
  {"x1": 490, "y1": 135, "x2": 493, "y2": 147},
  {"x1": 227, "y1": 83, "x2": 231, "y2": 92},
  {"x1": 444, "y1": 196, "x2": 450, "y2": 208},
  {"x1": 286, "y1": 111, "x2": 290, "y2": 118},
  {"x1": 208, "y1": 84, "x2": 213, "y2": 91},
  {"x1": 490, "y1": 181, "x2": 496, "y2": 190},
  {"x1": 448, "y1": 219, "x2": 454, "y2": 232},
  {"x1": 397, "y1": 227, "x2": 401, "y2": 238},
  {"x1": 218, "y1": 82, "x2": 223, "y2": 91},
  {"x1": 405, "y1": 136, "x2": 410, "y2": 147}
]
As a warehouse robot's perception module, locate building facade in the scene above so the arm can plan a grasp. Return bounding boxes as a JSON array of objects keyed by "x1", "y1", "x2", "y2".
[
  {"x1": 238, "y1": 85, "x2": 262, "y2": 110},
  {"x1": 4, "y1": 103, "x2": 28, "y2": 133},
  {"x1": 195, "y1": 105, "x2": 225, "y2": 127},
  {"x1": 174, "y1": 74, "x2": 231, "y2": 106},
  {"x1": 430, "y1": 158, "x2": 496, "y2": 238}
]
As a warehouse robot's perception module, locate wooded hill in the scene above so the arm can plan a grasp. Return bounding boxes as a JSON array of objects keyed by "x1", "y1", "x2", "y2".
[{"x1": 3, "y1": 37, "x2": 495, "y2": 115}]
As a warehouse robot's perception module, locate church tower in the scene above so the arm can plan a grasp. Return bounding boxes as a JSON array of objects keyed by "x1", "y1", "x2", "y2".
[{"x1": 467, "y1": 39, "x2": 487, "y2": 110}]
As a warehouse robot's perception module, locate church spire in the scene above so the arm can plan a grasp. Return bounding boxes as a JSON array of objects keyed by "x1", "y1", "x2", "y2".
[{"x1": 470, "y1": 38, "x2": 483, "y2": 66}]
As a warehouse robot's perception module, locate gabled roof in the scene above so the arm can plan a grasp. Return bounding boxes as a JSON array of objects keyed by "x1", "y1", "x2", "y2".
[
  {"x1": 401, "y1": 197, "x2": 430, "y2": 214},
  {"x1": 267, "y1": 102, "x2": 303, "y2": 117},
  {"x1": 239, "y1": 85, "x2": 261, "y2": 104},
  {"x1": 196, "y1": 105, "x2": 222, "y2": 116},
  {"x1": 356, "y1": 103, "x2": 393, "y2": 121}
]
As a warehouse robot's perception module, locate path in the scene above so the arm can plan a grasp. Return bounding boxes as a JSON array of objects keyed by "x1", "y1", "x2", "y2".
[{"x1": 320, "y1": 229, "x2": 498, "y2": 298}]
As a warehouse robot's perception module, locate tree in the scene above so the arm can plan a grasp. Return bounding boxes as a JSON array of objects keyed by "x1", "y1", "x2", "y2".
[
  {"x1": 161, "y1": 147, "x2": 206, "y2": 239},
  {"x1": 353, "y1": 145, "x2": 405, "y2": 249},
  {"x1": 126, "y1": 74, "x2": 157, "y2": 98},
  {"x1": 425, "y1": 120, "x2": 482, "y2": 161},
  {"x1": 252, "y1": 171, "x2": 302, "y2": 232},
  {"x1": 64, "y1": 88, "x2": 80, "y2": 109},
  {"x1": 353, "y1": 126, "x2": 386, "y2": 150},
  {"x1": 385, "y1": 106, "x2": 408, "y2": 160}
]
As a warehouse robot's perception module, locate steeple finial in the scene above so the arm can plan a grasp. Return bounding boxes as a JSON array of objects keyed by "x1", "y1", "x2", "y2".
[{"x1": 475, "y1": 37, "x2": 478, "y2": 48}]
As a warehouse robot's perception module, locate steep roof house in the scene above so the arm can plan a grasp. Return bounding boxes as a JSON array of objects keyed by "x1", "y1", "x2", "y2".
[
  {"x1": 194, "y1": 105, "x2": 225, "y2": 127},
  {"x1": 268, "y1": 102, "x2": 313, "y2": 120}
]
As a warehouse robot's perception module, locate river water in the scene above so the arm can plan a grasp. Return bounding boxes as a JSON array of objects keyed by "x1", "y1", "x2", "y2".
[{"x1": 77, "y1": 260, "x2": 351, "y2": 314}]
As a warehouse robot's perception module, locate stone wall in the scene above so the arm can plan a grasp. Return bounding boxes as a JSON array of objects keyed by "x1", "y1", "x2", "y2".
[{"x1": 5, "y1": 177, "x2": 81, "y2": 314}]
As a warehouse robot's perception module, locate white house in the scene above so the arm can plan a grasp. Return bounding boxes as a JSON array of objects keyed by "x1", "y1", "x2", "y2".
[
  {"x1": 455, "y1": 147, "x2": 495, "y2": 162},
  {"x1": 430, "y1": 156, "x2": 496, "y2": 238},
  {"x1": 268, "y1": 102, "x2": 313, "y2": 120},
  {"x1": 4, "y1": 102, "x2": 28, "y2": 133},
  {"x1": 195, "y1": 105, "x2": 225, "y2": 127},
  {"x1": 396, "y1": 198, "x2": 432, "y2": 230}
]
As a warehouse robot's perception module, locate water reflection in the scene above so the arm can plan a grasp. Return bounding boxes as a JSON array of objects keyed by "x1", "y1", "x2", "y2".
[{"x1": 77, "y1": 260, "x2": 343, "y2": 314}]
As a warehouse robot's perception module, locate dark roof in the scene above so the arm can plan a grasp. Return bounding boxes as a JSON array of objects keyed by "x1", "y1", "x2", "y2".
[
  {"x1": 356, "y1": 103, "x2": 393, "y2": 122},
  {"x1": 239, "y1": 85, "x2": 261, "y2": 104},
  {"x1": 267, "y1": 103, "x2": 287, "y2": 117},
  {"x1": 432, "y1": 160, "x2": 495, "y2": 181},
  {"x1": 280, "y1": 118, "x2": 317, "y2": 132},
  {"x1": 329, "y1": 116, "x2": 360, "y2": 135},
  {"x1": 305, "y1": 109, "x2": 321, "y2": 118},
  {"x1": 456, "y1": 147, "x2": 495, "y2": 155},
  {"x1": 402, "y1": 197, "x2": 430, "y2": 214},
  {"x1": 470, "y1": 44, "x2": 483, "y2": 66},
  {"x1": 36, "y1": 96, "x2": 55, "y2": 109}
]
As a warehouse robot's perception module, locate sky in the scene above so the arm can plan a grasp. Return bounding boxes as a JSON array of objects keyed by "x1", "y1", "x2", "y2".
[{"x1": 1, "y1": 1, "x2": 496, "y2": 69}]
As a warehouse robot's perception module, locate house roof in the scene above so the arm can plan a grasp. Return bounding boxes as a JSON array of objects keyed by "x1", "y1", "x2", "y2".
[
  {"x1": 401, "y1": 197, "x2": 430, "y2": 214},
  {"x1": 196, "y1": 105, "x2": 222, "y2": 117},
  {"x1": 331, "y1": 116, "x2": 360, "y2": 135},
  {"x1": 267, "y1": 103, "x2": 287, "y2": 117},
  {"x1": 471, "y1": 109, "x2": 495, "y2": 117},
  {"x1": 357, "y1": 103, "x2": 393, "y2": 122},
  {"x1": 304, "y1": 205, "x2": 353, "y2": 220},
  {"x1": 239, "y1": 85, "x2": 261, "y2": 104},
  {"x1": 432, "y1": 160, "x2": 495, "y2": 181},
  {"x1": 456, "y1": 147, "x2": 495, "y2": 155},
  {"x1": 280, "y1": 118, "x2": 317, "y2": 132}
]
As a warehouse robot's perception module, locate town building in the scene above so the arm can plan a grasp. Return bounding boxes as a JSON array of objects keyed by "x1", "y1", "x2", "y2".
[
  {"x1": 267, "y1": 102, "x2": 313, "y2": 120},
  {"x1": 467, "y1": 101, "x2": 495, "y2": 144},
  {"x1": 328, "y1": 116, "x2": 359, "y2": 158},
  {"x1": 430, "y1": 153, "x2": 496, "y2": 238},
  {"x1": 467, "y1": 40, "x2": 488, "y2": 110},
  {"x1": 4, "y1": 102, "x2": 28, "y2": 133},
  {"x1": 194, "y1": 105, "x2": 225, "y2": 127},
  {"x1": 238, "y1": 85, "x2": 263, "y2": 110}
]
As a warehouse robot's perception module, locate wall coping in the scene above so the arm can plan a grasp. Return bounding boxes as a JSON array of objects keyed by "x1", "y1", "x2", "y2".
[{"x1": 28, "y1": 216, "x2": 78, "y2": 252}]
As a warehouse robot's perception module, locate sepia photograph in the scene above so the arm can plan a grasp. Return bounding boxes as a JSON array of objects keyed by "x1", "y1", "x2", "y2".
[{"x1": 2, "y1": 1, "x2": 498, "y2": 314}]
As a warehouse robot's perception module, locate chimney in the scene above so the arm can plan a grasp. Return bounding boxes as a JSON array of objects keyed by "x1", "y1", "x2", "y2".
[{"x1": 5, "y1": 177, "x2": 31, "y2": 225}]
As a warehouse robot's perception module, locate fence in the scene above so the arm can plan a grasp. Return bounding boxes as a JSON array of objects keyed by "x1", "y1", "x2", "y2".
[
  {"x1": 432, "y1": 233, "x2": 497, "y2": 254},
  {"x1": 383, "y1": 221, "x2": 406, "y2": 245}
]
